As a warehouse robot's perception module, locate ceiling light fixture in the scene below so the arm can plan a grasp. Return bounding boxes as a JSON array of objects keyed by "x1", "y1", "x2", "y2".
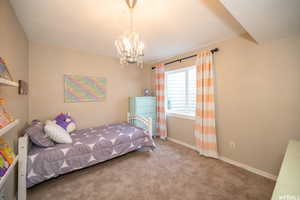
[{"x1": 115, "y1": 0, "x2": 144, "y2": 68}]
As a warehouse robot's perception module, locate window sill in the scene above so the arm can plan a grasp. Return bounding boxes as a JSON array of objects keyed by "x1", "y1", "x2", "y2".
[{"x1": 167, "y1": 112, "x2": 195, "y2": 120}]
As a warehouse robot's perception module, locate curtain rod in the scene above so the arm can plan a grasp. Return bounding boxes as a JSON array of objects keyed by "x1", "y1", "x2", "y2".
[{"x1": 151, "y1": 48, "x2": 219, "y2": 70}]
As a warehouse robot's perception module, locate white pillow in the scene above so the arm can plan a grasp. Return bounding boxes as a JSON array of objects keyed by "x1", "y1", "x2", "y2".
[{"x1": 44, "y1": 121, "x2": 72, "y2": 144}]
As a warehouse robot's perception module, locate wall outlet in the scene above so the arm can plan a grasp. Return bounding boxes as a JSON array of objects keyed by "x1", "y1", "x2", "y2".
[{"x1": 229, "y1": 141, "x2": 236, "y2": 149}]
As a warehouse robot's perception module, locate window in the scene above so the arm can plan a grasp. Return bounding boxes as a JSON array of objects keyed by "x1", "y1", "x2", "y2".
[{"x1": 166, "y1": 66, "x2": 196, "y2": 117}]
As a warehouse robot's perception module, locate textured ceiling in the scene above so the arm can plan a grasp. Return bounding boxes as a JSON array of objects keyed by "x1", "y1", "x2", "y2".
[{"x1": 10, "y1": 0, "x2": 245, "y2": 62}]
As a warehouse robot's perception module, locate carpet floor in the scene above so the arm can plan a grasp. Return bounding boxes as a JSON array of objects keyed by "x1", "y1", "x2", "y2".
[{"x1": 28, "y1": 139, "x2": 275, "y2": 200}]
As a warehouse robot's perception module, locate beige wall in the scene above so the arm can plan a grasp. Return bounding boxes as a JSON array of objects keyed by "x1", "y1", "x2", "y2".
[
  {"x1": 29, "y1": 42, "x2": 150, "y2": 129},
  {"x1": 0, "y1": 0, "x2": 29, "y2": 198},
  {"x1": 150, "y1": 33, "x2": 300, "y2": 176}
]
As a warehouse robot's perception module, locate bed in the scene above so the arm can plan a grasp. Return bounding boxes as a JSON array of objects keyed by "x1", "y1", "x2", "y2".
[{"x1": 18, "y1": 113, "x2": 155, "y2": 200}]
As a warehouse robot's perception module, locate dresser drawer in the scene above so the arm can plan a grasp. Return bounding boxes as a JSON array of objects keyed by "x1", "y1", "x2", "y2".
[
  {"x1": 136, "y1": 112, "x2": 156, "y2": 119},
  {"x1": 136, "y1": 100, "x2": 156, "y2": 108},
  {"x1": 135, "y1": 105, "x2": 156, "y2": 113},
  {"x1": 134, "y1": 96, "x2": 156, "y2": 101}
]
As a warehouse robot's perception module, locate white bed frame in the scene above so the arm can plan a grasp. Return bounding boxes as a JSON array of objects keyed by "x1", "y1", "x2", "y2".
[
  {"x1": 18, "y1": 134, "x2": 28, "y2": 200},
  {"x1": 127, "y1": 112, "x2": 153, "y2": 138},
  {"x1": 17, "y1": 113, "x2": 152, "y2": 200}
]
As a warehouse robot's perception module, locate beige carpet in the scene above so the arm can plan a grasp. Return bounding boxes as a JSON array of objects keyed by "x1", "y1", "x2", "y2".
[{"x1": 28, "y1": 139, "x2": 275, "y2": 200}]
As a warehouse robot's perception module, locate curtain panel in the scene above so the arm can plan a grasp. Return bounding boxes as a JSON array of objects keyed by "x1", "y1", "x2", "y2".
[
  {"x1": 155, "y1": 63, "x2": 167, "y2": 139},
  {"x1": 194, "y1": 51, "x2": 218, "y2": 158}
]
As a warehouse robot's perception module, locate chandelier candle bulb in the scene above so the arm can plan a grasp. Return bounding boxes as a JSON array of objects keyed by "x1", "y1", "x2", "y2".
[{"x1": 115, "y1": 0, "x2": 144, "y2": 68}]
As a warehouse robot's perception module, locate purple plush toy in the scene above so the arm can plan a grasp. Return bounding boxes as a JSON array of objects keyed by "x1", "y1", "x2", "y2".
[{"x1": 54, "y1": 112, "x2": 76, "y2": 133}]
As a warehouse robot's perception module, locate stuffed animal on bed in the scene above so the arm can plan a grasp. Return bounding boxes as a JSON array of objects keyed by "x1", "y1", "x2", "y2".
[{"x1": 53, "y1": 112, "x2": 76, "y2": 133}]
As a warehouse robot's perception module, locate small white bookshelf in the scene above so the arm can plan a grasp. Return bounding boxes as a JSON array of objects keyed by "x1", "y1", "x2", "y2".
[
  {"x1": 0, "y1": 78, "x2": 18, "y2": 87},
  {"x1": 0, "y1": 155, "x2": 18, "y2": 189},
  {"x1": 0, "y1": 119, "x2": 20, "y2": 137},
  {"x1": 0, "y1": 74, "x2": 20, "y2": 193}
]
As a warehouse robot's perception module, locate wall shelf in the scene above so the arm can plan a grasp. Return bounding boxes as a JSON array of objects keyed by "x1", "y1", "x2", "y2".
[
  {"x1": 0, "y1": 155, "x2": 18, "y2": 189},
  {"x1": 0, "y1": 119, "x2": 20, "y2": 137},
  {"x1": 0, "y1": 78, "x2": 19, "y2": 87},
  {"x1": 0, "y1": 73, "x2": 20, "y2": 192}
]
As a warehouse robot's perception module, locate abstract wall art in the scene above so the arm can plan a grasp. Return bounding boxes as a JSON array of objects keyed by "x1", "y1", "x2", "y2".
[{"x1": 64, "y1": 75, "x2": 106, "y2": 103}]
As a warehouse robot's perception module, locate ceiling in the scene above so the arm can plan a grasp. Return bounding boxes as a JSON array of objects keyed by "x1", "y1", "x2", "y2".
[
  {"x1": 219, "y1": 0, "x2": 300, "y2": 43},
  {"x1": 9, "y1": 0, "x2": 245, "y2": 62}
]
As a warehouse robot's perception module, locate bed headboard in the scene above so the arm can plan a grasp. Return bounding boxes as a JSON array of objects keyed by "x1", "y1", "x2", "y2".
[{"x1": 127, "y1": 113, "x2": 152, "y2": 137}]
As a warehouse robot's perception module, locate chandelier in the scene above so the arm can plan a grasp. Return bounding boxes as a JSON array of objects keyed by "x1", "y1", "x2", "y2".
[{"x1": 115, "y1": 0, "x2": 144, "y2": 68}]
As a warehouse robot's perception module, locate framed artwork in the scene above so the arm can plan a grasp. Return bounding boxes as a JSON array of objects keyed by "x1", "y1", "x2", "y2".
[
  {"x1": 0, "y1": 57, "x2": 13, "y2": 81},
  {"x1": 18, "y1": 80, "x2": 28, "y2": 95},
  {"x1": 64, "y1": 75, "x2": 106, "y2": 103}
]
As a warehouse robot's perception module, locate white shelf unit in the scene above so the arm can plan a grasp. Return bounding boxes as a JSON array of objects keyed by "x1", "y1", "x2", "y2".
[
  {"x1": 0, "y1": 77, "x2": 20, "y2": 193},
  {"x1": 0, "y1": 156, "x2": 18, "y2": 189},
  {"x1": 0, "y1": 78, "x2": 18, "y2": 87},
  {"x1": 0, "y1": 119, "x2": 20, "y2": 137}
]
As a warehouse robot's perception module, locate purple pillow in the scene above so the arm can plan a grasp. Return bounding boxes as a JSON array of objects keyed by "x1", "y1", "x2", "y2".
[{"x1": 25, "y1": 120, "x2": 55, "y2": 147}]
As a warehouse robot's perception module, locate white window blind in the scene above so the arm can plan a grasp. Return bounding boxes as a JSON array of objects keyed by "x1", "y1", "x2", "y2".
[{"x1": 166, "y1": 66, "x2": 196, "y2": 116}]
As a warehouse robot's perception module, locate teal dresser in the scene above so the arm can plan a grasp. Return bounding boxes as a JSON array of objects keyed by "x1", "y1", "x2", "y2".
[{"x1": 129, "y1": 96, "x2": 157, "y2": 136}]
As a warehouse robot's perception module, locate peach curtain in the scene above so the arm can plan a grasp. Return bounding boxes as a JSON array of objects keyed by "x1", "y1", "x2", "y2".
[
  {"x1": 155, "y1": 63, "x2": 167, "y2": 139},
  {"x1": 194, "y1": 51, "x2": 218, "y2": 158}
]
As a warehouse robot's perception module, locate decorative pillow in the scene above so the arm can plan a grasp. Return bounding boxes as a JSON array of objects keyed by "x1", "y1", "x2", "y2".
[
  {"x1": 44, "y1": 121, "x2": 72, "y2": 144},
  {"x1": 54, "y1": 113, "x2": 76, "y2": 133},
  {"x1": 25, "y1": 120, "x2": 55, "y2": 147}
]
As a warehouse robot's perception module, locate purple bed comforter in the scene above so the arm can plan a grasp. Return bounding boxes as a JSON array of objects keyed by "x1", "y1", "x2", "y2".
[{"x1": 27, "y1": 122, "x2": 155, "y2": 188}]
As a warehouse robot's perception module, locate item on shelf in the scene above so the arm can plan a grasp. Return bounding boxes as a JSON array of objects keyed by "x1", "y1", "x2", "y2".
[
  {"x1": 0, "y1": 112, "x2": 10, "y2": 128},
  {"x1": 0, "y1": 152, "x2": 9, "y2": 177},
  {"x1": 0, "y1": 138, "x2": 16, "y2": 165},
  {"x1": 0, "y1": 98, "x2": 14, "y2": 128},
  {"x1": 143, "y1": 88, "x2": 152, "y2": 96},
  {"x1": 0, "y1": 57, "x2": 13, "y2": 81},
  {"x1": 18, "y1": 80, "x2": 28, "y2": 95}
]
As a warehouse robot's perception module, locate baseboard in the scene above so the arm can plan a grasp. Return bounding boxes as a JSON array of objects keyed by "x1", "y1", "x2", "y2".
[
  {"x1": 218, "y1": 156, "x2": 277, "y2": 181},
  {"x1": 167, "y1": 137, "x2": 199, "y2": 151},
  {"x1": 167, "y1": 137, "x2": 277, "y2": 181}
]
